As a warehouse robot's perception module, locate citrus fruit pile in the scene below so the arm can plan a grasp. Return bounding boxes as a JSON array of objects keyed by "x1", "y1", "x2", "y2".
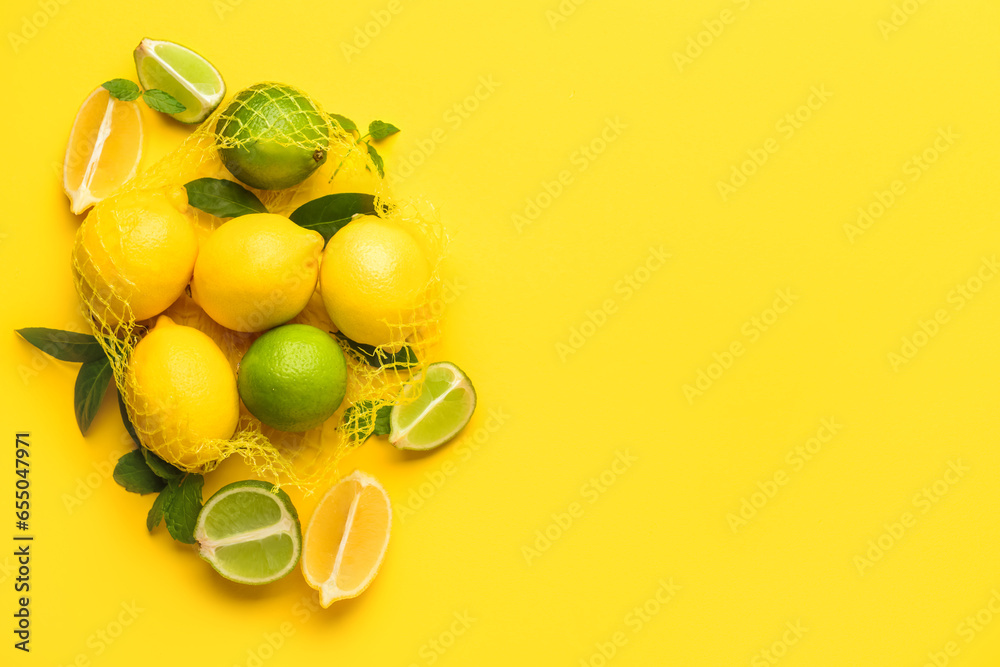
[{"x1": 17, "y1": 38, "x2": 481, "y2": 604}]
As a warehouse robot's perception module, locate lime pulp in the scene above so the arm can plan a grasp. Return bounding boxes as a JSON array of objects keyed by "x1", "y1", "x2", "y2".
[
  {"x1": 195, "y1": 480, "x2": 301, "y2": 585},
  {"x1": 134, "y1": 38, "x2": 225, "y2": 124},
  {"x1": 389, "y1": 362, "x2": 477, "y2": 450}
]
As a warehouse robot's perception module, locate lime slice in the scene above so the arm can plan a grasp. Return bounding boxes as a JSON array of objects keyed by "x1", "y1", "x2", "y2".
[
  {"x1": 195, "y1": 480, "x2": 301, "y2": 585},
  {"x1": 133, "y1": 38, "x2": 225, "y2": 124},
  {"x1": 389, "y1": 362, "x2": 477, "y2": 451}
]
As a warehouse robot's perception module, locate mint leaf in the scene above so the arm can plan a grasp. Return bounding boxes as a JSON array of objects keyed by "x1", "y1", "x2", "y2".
[
  {"x1": 117, "y1": 391, "x2": 140, "y2": 445},
  {"x1": 102, "y1": 79, "x2": 141, "y2": 102},
  {"x1": 289, "y1": 193, "x2": 378, "y2": 243},
  {"x1": 366, "y1": 142, "x2": 385, "y2": 178},
  {"x1": 113, "y1": 450, "x2": 166, "y2": 495},
  {"x1": 333, "y1": 332, "x2": 417, "y2": 370},
  {"x1": 74, "y1": 356, "x2": 113, "y2": 435},
  {"x1": 147, "y1": 488, "x2": 168, "y2": 532},
  {"x1": 330, "y1": 113, "x2": 358, "y2": 134},
  {"x1": 342, "y1": 401, "x2": 393, "y2": 441},
  {"x1": 142, "y1": 89, "x2": 186, "y2": 114},
  {"x1": 373, "y1": 404, "x2": 392, "y2": 436},
  {"x1": 163, "y1": 474, "x2": 204, "y2": 544},
  {"x1": 15, "y1": 328, "x2": 105, "y2": 363},
  {"x1": 142, "y1": 448, "x2": 182, "y2": 480},
  {"x1": 368, "y1": 120, "x2": 400, "y2": 141},
  {"x1": 184, "y1": 178, "x2": 267, "y2": 218}
]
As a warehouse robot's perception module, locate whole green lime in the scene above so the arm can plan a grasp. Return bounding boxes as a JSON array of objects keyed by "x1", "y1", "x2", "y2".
[
  {"x1": 237, "y1": 324, "x2": 347, "y2": 432},
  {"x1": 216, "y1": 83, "x2": 329, "y2": 190}
]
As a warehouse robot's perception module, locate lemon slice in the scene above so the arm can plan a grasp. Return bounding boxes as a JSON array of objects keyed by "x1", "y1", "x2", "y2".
[
  {"x1": 62, "y1": 85, "x2": 143, "y2": 214},
  {"x1": 389, "y1": 362, "x2": 477, "y2": 451},
  {"x1": 133, "y1": 38, "x2": 225, "y2": 124},
  {"x1": 195, "y1": 480, "x2": 301, "y2": 585},
  {"x1": 302, "y1": 471, "x2": 391, "y2": 606}
]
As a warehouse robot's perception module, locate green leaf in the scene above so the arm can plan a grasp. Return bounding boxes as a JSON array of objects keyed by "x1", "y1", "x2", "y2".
[
  {"x1": 333, "y1": 332, "x2": 418, "y2": 370},
  {"x1": 142, "y1": 448, "x2": 183, "y2": 480},
  {"x1": 113, "y1": 450, "x2": 166, "y2": 495},
  {"x1": 74, "y1": 356, "x2": 113, "y2": 435},
  {"x1": 117, "y1": 391, "x2": 140, "y2": 445},
  {"x1": 102, "y1": 79, "x2": 141, "y2": 102},
  {"x1": 368, "y1": 120, "x2": 401, "y2": 141},
  {"x1": 366, "y1": 142, "x2": 385, "y2": 178},
  {"x1": 147, "y1": 488, "x2": 168, "y2": 532},
  {"x1": 342, "y1": 401, "x2": 394, "y2": 441},
  {"x1": 15, "y1": 328, "x2": 105, "y2": 362},
  {"x1": 183, "y1": 178, "x2": 267, "y2": 218},
  {"x1": 330, "y1": 113, "x2": 358, "y2": 134},
  {"x1": 288, "y1": 193, "x2": 378, "y2": 242},
  {"x1": 142, "y1": 88, "x2": 186, "y2": 114},
  {"x1": 163, "y1": 474, "x2": 204, "y2": 544},
  {"x1": 373, "y1": 404, "x2": 392, "y2": 436}
]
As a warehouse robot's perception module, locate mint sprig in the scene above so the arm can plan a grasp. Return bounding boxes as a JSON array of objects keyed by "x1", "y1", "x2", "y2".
[
  {"x1": 162, "y1": 475, "x2": 204, "y2": 544},
  {"x1": 101, "y1": 78, "x2": 187, "y2": 116},
  {"x1": 342, "y1": 401, "x2": 393, "y2": 442},
  {"x1": 328, "y1": 114, "x2": 400, "y2": 179},
  {"x1": 102, "y1": 79, "x2": 141, "y2": 102},
  {"x1": 333, "y1": 331, "x2": 418, "y2": 370},
  {"x1": 368, "y1": 120, "x2": 401, "y2": 141},
  {"x1": 113, "y1": 450, "x2": 166, "y2": 495},
  {"x1": 330, "y1": 113, "x2": 358, "y2": 135},
  {"x1": 147, "y1": 491, "x2": 167, "y2": 532},
  {"x1": 142, "y1": 89, "x2": 186, "y2": 114},
  {"x1": 366, "y1": 143, "x2": 386, "y2": 178}
]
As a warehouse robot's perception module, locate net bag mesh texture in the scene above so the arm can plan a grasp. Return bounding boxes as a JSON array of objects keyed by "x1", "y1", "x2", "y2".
[{"x1": 71, "y1": 82, "x2": 447, "y2": 492}]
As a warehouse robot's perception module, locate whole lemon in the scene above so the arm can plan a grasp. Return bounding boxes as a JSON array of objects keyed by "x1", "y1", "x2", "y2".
[
  {"x1": 72, "y1": 189, "x2": 198, "y2": 323},
  {"x1": 216, "y1": 83, "x2": 329, "y2": 190},
  {"x1": 190, "y1": 213, "x2": 324, "y2": 333},
  {"x1": 319, "y1": 216, "x2": 430, "y2": 347},
  {"x1": 237, "y1": 324, "x2": 347, "y2": 433},
  {"x1": 125, "y1": 315, "x2": 239, "y2": 471}
]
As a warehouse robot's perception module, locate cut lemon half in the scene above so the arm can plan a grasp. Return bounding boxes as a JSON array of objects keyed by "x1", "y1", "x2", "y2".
[
  {"x1": 389, "y1": 362, "x2": 477, "y2": 451},
  {"x1": 302, "y1": 470, "x2": 391, "y2": 606},
  {"x1": 134, "y1": 38, "x2": 225, "y2": 124},
  {"x1": 62, "y1": 85, "x2": 143, "y2": 214},
  {"x1": 195, "y1": 480, "x2": 301, "y2": 585}
]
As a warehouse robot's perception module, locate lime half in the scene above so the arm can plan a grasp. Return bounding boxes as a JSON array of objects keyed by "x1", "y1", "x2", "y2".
[
  {"x1": 195, "y1": 480, "x2": 301, "y2": 585},
  {"x1": 389, "y1": 362, "x2": 477, "y2": 451},
  {"x1": 134, "y1": 38, "x2": 225, "y2": 124}
]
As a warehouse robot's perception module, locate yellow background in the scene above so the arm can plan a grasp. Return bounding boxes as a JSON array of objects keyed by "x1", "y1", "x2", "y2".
[{"x1": 2, "y1": 0, "x2": 1000, "y2": 665}]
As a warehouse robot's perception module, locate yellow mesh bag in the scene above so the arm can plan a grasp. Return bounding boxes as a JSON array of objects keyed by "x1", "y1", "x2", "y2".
[{"x1": 71, "y1": 82, "x2": 447, "y2": 492}]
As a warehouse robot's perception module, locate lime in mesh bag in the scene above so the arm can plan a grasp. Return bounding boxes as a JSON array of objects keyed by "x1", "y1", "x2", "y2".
[{"x1": 71, "y1": 81, "x2": 447, "y2": 491}]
